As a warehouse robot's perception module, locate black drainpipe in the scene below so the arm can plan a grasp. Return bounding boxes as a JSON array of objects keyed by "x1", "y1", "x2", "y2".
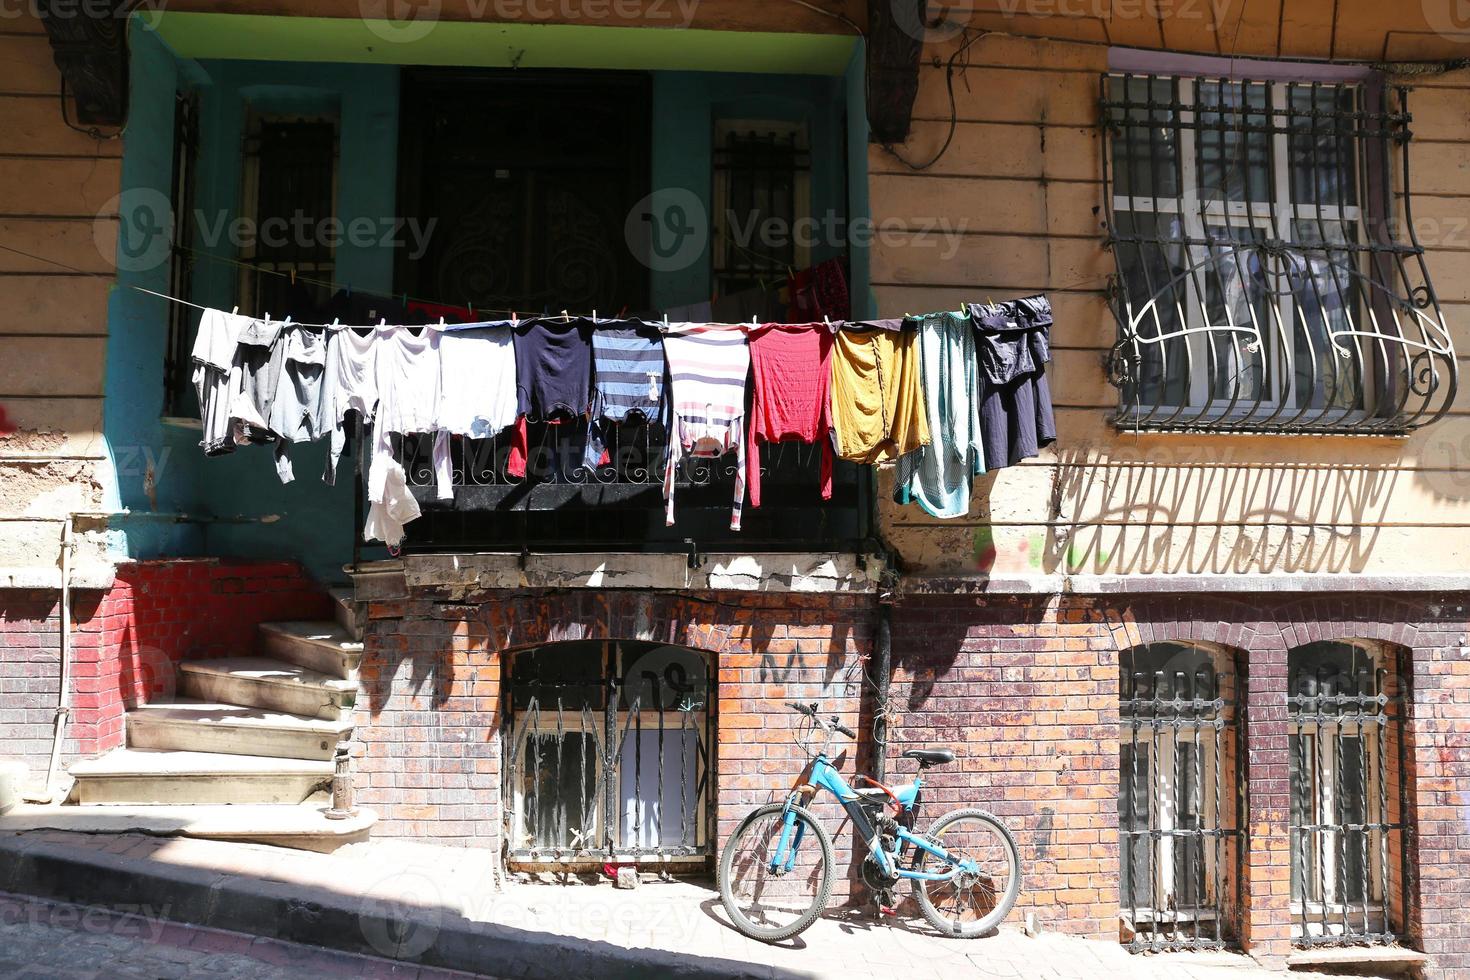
[{"x1": 872, "y1": 600, "x2": 893, "y2": 782}]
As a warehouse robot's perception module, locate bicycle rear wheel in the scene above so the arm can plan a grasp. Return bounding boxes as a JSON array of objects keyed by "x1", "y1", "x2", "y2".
[
  {"x1": 717, "y1": 801, "x2": 834, "y2": 942},
  {"x1": 912, "y1": 807, "x2": 1021, "y2": 938}
]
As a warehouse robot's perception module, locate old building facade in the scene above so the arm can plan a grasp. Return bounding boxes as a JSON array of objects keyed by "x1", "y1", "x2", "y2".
[{"x1": 1, "y1": 1, "x2": 1468, "y2": 975}]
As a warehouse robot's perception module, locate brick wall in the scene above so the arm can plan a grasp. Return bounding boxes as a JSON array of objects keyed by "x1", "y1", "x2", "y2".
[
  {"x1": 887, "y1": 590, "x2": 1470, "y2": 976},
  {"x1": 0, "y1": 559, "x2": 331, "y2": 780},
  {"x1": 353, "y1": 569, "x2": 874, "y2": 897}
]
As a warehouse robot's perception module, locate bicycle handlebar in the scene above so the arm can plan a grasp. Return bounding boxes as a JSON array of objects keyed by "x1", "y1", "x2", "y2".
[{"x1": 786, "y1": 702, "x2": 856, "y2": 739}]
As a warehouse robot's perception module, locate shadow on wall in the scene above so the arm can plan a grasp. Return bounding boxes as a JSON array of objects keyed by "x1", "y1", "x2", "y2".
[{"x1": 1041, "y1": 443, "x2": 1399, "y2": 577}]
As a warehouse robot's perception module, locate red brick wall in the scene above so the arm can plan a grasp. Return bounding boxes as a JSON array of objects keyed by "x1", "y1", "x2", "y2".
[
  {"x1": 353, "y1": 570, "x2": 874, "y2": 899},
  {"x1": 0, "y1": 559, "x2": 331, "y2": 775},
  {"x1": 888, "y1": 591, "x2": 1470, "y2": 977}
]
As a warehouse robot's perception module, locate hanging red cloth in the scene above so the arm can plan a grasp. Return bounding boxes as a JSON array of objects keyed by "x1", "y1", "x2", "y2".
[
  {"x1": 746, "y1": 323, "x2": 834, "y2": 509},
  {"x1": 786, "y1": 258, "x2": 849, "y2": 322}
]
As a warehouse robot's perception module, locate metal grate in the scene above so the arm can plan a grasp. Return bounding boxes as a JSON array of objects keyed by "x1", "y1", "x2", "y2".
[
  {"x1": 1100, "y1": 72, "x2": 1457, "y2": 434},
  {"x1": 162, "y1": 92, "x2": 201, "y2": 417},
  {"x1": 712, "y1": 127, "x2": 811, "y2": 297},
  {"x1": 1120, "y1": 643, "x2": 1242, "y2": 952},
  {"x1": 237, "y1": 117, "x2": 338, "y2": 317},
  {"x1": 1288, "y1": 641, "x2": 1409, "y2": 947},
  {"x1": 503, "y1": 641, "x2": 712, "y2": 863}
]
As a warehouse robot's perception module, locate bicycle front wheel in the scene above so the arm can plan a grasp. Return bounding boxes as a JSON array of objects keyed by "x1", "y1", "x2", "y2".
[
  {"x1": 717, "y1": 801, "x2": 834, "y2": 942},
  {"x1": 912, "y1": 807, "x2": 1021, "y2": 938}
]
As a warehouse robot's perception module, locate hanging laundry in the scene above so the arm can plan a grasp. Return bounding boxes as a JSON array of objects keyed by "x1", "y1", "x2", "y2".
[
  {"x1": 228, "y1": 317, "x2": 286, "y2": 447},
  {"x1": 787, "y1": 258, "x2": 850, "y2": 322},
  {"x1": 267, "y1": 325, "x2": 330, "y2": 484},
  {"x1": 584, "y1": 321, "x2": 668, "y2": 469},
  {"x1": 830, "y1": 323, "x2": 930, "y2": 464},
  {"x1": 895, "y1": 311, "x2": 985, "y2": 519},
  {"x1": 438, "y1": 321, "x2": 518, "y2": 440},
  {"x1": 320, "y1": 326, "x2": 378, "y2": 487},
  {"x1": 508, "y1": 317, "x2": 594, "y2": 479},
  {"x1": 364, "y1": 326, "x2": 450, "y2": 547},
  {"x1": 191, "y1": 307, "x2": 250, "y2": 456},
  {"x1": 969, "y1": 295, "x2": 1057, "y2": 469},
  {"x1": 746, "y1": 323, "x2": 834, "y2": 508},
  {"x1": 662, "y1": 326, "x2": 750, "y2": 531}
]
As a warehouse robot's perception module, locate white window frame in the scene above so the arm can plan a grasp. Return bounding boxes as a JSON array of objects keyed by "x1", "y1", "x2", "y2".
[{"x1": 1110, "y1": 75, "x2": 1374, "y2": 423}]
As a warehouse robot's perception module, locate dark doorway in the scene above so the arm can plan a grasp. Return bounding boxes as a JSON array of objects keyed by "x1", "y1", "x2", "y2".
[{"x1": 396, "y1": 69, "x2": 652, "y2": 316}]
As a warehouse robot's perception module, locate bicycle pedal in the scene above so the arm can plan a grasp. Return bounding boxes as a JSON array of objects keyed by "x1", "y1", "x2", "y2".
[{"x1": 878, "y1": 905, "x2": 897, "y2": 917}]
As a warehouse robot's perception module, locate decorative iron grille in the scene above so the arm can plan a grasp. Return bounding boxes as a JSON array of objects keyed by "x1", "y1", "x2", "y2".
[
  {"x1": 1288, "y1": 641, "x2": 1409, "y2": 947},
  {"x1": 503, "y1": 641, "x2": 712, "y2": 863},
  {"x1": 712, "y1": 126, "x2": 812, "y2": 297},
  {"x1": 1100, "y1": 72, "x2": 1457, "y2": 434},
  {"x1": 1120, "y1": 643, "x2": 1242, "y2": 952},
  {"x1": 394, "y1": 419, "x2": 867, "y2": 553}
]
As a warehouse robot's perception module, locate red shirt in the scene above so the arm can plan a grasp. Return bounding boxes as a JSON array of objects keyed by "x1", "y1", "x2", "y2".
[{"x1": 747, "y1": 323, "x2": 834, "y2": 508}]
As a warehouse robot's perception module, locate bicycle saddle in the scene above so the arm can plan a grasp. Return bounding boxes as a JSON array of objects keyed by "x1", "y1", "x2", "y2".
[{"x1": 903, "y1": 749, "x2": 956, "y2": 768}]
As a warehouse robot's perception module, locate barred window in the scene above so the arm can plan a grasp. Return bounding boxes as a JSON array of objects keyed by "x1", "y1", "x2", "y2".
[{"x1": 1102, "y1": 70, "x2": 1457, "y2": 434}]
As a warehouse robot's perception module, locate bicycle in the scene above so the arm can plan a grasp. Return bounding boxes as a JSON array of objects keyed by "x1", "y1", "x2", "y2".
[{"x1": 717, "y1": 702, "x2": 1022, "y2": 943}]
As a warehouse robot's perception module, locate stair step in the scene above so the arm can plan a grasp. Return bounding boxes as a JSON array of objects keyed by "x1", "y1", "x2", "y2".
[
  {"x1": 328, "y1": 586, "x2": 364, "y2": 642},
  {"x1": 126, "y1": 698, "x2": 351, "y2": 760},
  {"x1": 0, "y1": 802, "x2": 375, "y2": 852},
  {"x1": 258, "y1": 620, "x2": 362, "y2": 680},
  {"x1": 179, "y1": 657, "x2": 357, "y2": 722},
  {"x1": 66, "y1": 749, "x2": 333, "y2": 805}
]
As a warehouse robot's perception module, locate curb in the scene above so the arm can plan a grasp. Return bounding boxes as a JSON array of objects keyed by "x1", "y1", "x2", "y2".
[{"x1": 0, "y1": 833, "x2": 792, "y2": 980}]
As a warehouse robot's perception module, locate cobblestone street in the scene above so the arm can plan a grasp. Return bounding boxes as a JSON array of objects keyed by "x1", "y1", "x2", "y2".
[{"x1": 0, "y1": 892, "x2": 484, "y2": 980}]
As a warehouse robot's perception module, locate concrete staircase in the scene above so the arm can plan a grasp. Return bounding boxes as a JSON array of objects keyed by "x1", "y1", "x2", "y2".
[{"x1": 56, "y1": 588, "x2": 375, "y2": 852}]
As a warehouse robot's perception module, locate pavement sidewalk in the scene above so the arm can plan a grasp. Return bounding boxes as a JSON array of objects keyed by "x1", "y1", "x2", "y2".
[{"x1": 0, "y1": 830, "x2": 1360, "y2": 979}]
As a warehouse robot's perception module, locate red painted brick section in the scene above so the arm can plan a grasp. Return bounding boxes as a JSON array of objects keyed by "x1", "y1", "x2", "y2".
[{"x1": 0, "y1": 559, "x2": 331, "y2": 775}]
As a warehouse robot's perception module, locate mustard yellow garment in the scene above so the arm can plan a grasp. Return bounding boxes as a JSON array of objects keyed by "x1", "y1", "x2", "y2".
[{"x1": 830, "y1": 326, "x2": 930, "y2": 463}]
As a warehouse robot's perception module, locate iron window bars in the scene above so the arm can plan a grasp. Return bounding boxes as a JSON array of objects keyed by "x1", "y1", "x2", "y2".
[
  {"x1": 162, "y1": 92, "x2": 201, "y2": 418},
  {"x1": 1119, "y1": 643, "x2": 1242, "y2": 952},
  {"x1": 712, "y1": 124, "x2": 812, "y2": 298},
  {"x1": 237, "y1": 115, "x2": 339, "y2": 319},
  {"x1": 503, "y1": 641, "x2": 712, "y2": 863},
  {"x1": 1288, "y1": 641, "x2": 1409, "y2": 948},
  {"x1": 1101, "y1": 73, "x2": 1457, "y2": 434}
]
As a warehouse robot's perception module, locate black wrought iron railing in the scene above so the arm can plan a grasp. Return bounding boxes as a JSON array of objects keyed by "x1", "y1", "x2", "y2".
[
  {"x1": 393, "y1": 419, "x2": 869, "y2": 554},
  {"x1": 1101, "y1": 72, "x2": 1457, "y2": 434}
]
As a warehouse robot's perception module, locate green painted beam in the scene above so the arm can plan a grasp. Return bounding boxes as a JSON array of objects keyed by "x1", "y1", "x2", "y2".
[{"x1": 141, "y1": 12, "x2": 857, "y2": 75}]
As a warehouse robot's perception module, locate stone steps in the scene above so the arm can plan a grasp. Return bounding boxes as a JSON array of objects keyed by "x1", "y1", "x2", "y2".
[
  {"x1": 125, "y1": 698, "x2": 351, "y2": 761},
  {"x1": 258, "y1": 620, "x2": 362, "y2": 680},
  {"x1": 179, "y1": 656, "x2": 357, "y2": 722},
  {"x1": 66, "y1": 749, "x2": 333, "y2": 805},
  {"x1": 0, "y1": 802, "x2": 374, "y2": 853},
  {"x1": 328, "y1": 586, "x2": 364, "y2": 641}
]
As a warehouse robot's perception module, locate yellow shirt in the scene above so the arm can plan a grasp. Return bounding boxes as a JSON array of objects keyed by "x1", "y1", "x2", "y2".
[{"x1": 830, "y1": 326, "x2": 930, "y2": 464}]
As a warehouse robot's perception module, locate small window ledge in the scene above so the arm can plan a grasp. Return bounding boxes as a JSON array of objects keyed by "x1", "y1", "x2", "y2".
[{"x1": 1287, "y1": 946, "x2": 1429, "y2": 971}]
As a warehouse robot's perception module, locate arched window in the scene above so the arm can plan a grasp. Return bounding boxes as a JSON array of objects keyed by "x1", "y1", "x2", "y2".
[
  {"x1": 1119, "y1": 642, "x2": 1242, "y2": 951},
  {"x1": 1288, "y1": 641, "x2": 1407, "y2": 946},
  {"x1": 504, "y1": 640, "x2": 712, "y2": 867}
]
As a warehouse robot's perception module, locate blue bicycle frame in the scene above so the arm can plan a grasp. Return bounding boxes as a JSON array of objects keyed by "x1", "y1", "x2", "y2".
[{"x1": 770, "y1": 752, "x2": 979, "y2": 883}]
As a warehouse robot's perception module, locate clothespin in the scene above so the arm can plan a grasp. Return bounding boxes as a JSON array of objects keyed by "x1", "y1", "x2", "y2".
[
  {"x1": 290, "y1": 268, "x2": 296, "y2": 286},
  {"x1": 231, "y1": 306, "x2": 239, "y2": 315},
  {"x1": 437, "y1": 316, "x2": 446, "y2": 331},
  {"x1": 331, "y1": 317, "x2": 340, "y2": 329},
  {"x1": 823, "y1": 315, "x2": 832, "y2": 329},
  {"x1": 512, "y1": 310, "x2": 518, "y2": 326},
  {"x1": 468, "y1": 301, "x2": 474, "y2": 318},
  {"x1": 561, "y1": 309, "x2": 571, "y2": 321},
  {"x1": 592, "y1": 309, "x2": 598, "y2": 321},
  {"x1": 663, "y1": 312, "x2": 670, "y2": 330},
  {"x1": 263, "y1": 312, "x2": 271, "y2": 324},
  {"x1": 283, "y1": 314, "x2": 293, "y2": 328},
  {"x1": 378, "y1": 317, "x2": 387, "y2": 330}
]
